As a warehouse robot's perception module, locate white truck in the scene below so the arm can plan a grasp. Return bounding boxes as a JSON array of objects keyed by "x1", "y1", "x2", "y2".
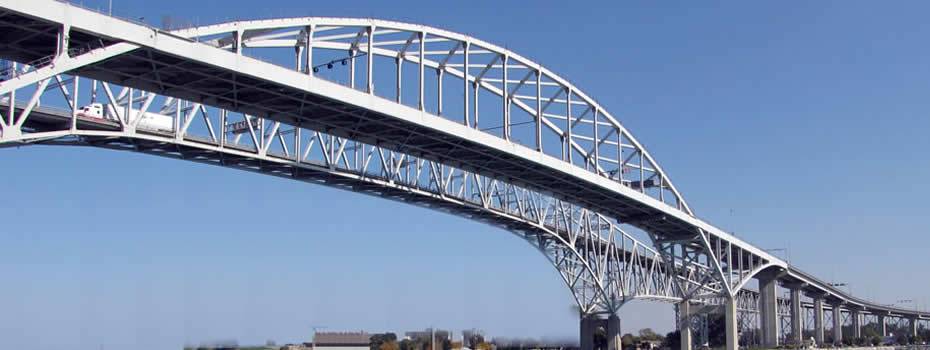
[{"x1": 76, "y1": 103, "x2": 174, "y2": 132}]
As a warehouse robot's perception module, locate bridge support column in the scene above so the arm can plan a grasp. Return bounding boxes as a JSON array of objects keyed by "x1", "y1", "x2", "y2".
[
  {"x1": 832, "y1": 303, "x2": 843, "y2": 345},
  {"x1": 679, "y1": 301, "x2": 692, "y2": 350},
  {"x1": 790, "y1": 288, "x2": 803, "y2": 346},
  {"x1": 607, "y1": 313, "x2": 621, "y2": 350},
  {"x1": 813, "y1": 297, "x2": 825, "y2": 346},
  {"x1": 909, "y1": 317, "x2": 918, "y2": 338},
  {"x1": 851, "y1": 310, "x2": 861, "y2": 340},
  {"x1": 759, "y1": 274, "x2": 779, "y2": 348},
  {"x1": 725, "y1": 296, "x2": 739, "y2": 350},
  {"x1": 878, "y1": 314, "x2": 887, "y2": 337},
  {"x1": 580, "y1": 314, "x2": 598, "y2": 350}
]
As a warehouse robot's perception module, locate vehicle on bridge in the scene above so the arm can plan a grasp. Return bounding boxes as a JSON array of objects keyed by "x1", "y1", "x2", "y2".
[{"x1": 76, "y1": 103, "x2": 174, "y2": 132}]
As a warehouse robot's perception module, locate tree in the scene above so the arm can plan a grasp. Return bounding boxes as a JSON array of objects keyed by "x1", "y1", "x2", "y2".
[
  {"x1": 400, "y1": 339, "x2": 416, "y2": 350},
  {"x1": 372, "y1": 333, "x2": 399, "y2": 350},
  {"x1": 638, "y1": 328, "x2": 660, "y2": 341},
  {"x1": 664, "y1": 331, "x2": 681, "y2": 350},
  {"x1": 621, "y1": 333, "x2": 636, "y2": 350},
  {"x1": 381, "y1": 341, "x2": 400, "y2": 350}
]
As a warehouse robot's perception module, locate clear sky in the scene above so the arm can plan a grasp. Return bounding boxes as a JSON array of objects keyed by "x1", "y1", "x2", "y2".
[{"x1": 3, "y1": 1, "x2": 930, "y2": 349}]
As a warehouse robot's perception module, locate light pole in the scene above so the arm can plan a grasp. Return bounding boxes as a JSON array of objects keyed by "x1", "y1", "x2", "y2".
[
  {"x1": 897, "y1": 300, "x2": 915, "y2": 310},
  {"x1": 829, "y1": 282, "x2": 852, "y2": 295},
  {"x1": 764, "y1": 248, "x2": 790, "y2": 263}
]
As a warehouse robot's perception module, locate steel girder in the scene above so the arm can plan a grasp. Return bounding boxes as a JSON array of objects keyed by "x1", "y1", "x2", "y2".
[
  {"x1": 0, "y1": 1, "x2": 730, "y2": 315},
  {"x1": 0, "y1": 68, "x2": 691, "y2": 314},
  {"x1": 1, "y1": 0, "x2": 927, "y2": 321}
]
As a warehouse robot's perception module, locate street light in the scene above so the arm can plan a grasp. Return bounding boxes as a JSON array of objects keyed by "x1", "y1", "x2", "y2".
[
  {"x1": 829, "y1": 282, "x2": 852, "y2": 295},
  {"x1": 896, "y1": 299, "x2": 915, "y2": 310},
  {"x1": 764, "y1": 248, "x2": 790, "y2": 263}
]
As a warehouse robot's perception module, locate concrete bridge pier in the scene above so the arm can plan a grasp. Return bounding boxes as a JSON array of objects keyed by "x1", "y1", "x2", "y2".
[
  {"x1": 878, "y1": 314, "x2": 887, "y2": 337},
  {"x1": 580, "y1": 314, "x2": 598, "y2": 350},
  {"x1": 832, "y1": 302, "x2": 843, "y2": 345},
  {"x1": 726, "y1": 296, "x2": 739, "y2": 350},
  {"x1": 814, "y1": 297, "x2": 825, "y2": 346},
  {"x1": 759, "y1": 273, "x2": 780, "y2": 348},
  {"x1": 679, "y1": 301, "x2": 692, "y2": 350},
  {"x1": 850, "y1": 309, "x2": 862, "y2": 339},
  {"x1": 580, "y1": 313, "x2": 621, "y2": 350},
  {"x1": 607, "y1": 314, "x2": 621, "y2": 350},
  {"x1": 789, "y1": 287, "x2": 804, "y2": 345},
  {"x1": 909, "y1": 317, "x2": 918, "y2": 338}
]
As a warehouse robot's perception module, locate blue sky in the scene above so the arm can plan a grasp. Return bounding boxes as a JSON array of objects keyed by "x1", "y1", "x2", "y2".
[{"x1": 3, "y1": 1, "x2": 930, "y2": 349}]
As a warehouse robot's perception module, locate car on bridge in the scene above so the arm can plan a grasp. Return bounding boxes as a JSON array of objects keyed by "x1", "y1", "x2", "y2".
[{"x1": 76, "y1": 103, "x2": 174, "y2": 132}]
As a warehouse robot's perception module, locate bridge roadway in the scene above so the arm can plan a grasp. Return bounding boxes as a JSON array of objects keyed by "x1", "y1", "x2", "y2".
[{"x1": 0, "y1": 1, "x2": 925, "y2": 349}]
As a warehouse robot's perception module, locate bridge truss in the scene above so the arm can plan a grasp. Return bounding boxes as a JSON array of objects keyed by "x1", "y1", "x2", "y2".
[{"x1": 1, "y1": 2, "x2": 929, "y2": 350}]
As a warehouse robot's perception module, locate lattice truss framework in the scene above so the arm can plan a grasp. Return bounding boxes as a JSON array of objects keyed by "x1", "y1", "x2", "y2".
[
  {"x1": 0, "y1": 70, "x2": 689, "y2": 315},
  {"x1": 0, "y1": 3, "x2": 790, "y2": 314}
]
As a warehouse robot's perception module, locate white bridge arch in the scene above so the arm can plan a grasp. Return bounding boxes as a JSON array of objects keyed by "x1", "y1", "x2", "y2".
[{"x1": 0, "y1": 2, "x2": 927, "y2": 350}]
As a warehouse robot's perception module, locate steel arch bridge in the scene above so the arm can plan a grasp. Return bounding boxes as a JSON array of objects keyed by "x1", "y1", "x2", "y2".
[{"x1": 0, "y1": 2, "x2": 927, "y2": 350}]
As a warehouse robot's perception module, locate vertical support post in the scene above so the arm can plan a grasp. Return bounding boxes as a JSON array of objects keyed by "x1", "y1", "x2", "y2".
[
  {"x1": 367, "y1": 25, "x2": 374, "y2": 94},
  {"x1": 70, "y1": 76, "x2": 79, "y2": 131},
  {"x1": 535, "y1": 68, "x2": 542, "y2": 152},
  {"x1": 759, "y1": 273, "x2": 779, "y2": 348},
  {"x1": 878, "y1": 314, "x2": 887, "y2": 337},
  {"x1": 173, "y1": 99, "x2": 181, "y2": 137},
  {"x1": 219, "y1": 110, "x2": 226, "y2": 149},
  {"x1": 501, "y1": 54, "x2": 509, "y2": 140},
  {"x1": 580, "y1": 314, "x2": 597, "y2": 350},
  {"x1": 814, "y1": 297, "x2": 825, "y2": 346},
  {"x1": 91, "y1": 79, "x2": 98, "y2": 103},
  {"x1": 832, "y1": 304, "x2": 843, "y2": 345},
  {"x1": 473, "y1": 79, "x2": 479, "y2": 128},
  {"x1": 462, "y1": 41, "x2": 469, "y2": 127},
  {"x1": 679, "y1": 301, "x2": 692, "y2": 350},
  {"x1": 910, "y1": 317, "x2": 918, "y2": 338},
  {"x1": 56, "y1": 23, "x2": 70, "y2": 59},
  {"x1": 395, "y1": 56, "x2": 402, "y2": 103},
  {"x1": 125, "y1": 87, "x2": 133, "y2": 128},
  {"x1": 6, "y1": 62, "x2": 14, "y2": 127},
  {"x1": 349, "y1": 47, "x2": 357, "y2": 89},
  {"x1": 592, "y1": 108, "x2": 599, "y2": 173},
  {"x1": 790, "y1": 288, "x2": 803, "y2": 346},
  {"x1": 607, "y1": 313, "x2": 621, "y2": 350},
  {"x1": 562, "y1": 88, "x2": 568, "y2": 164},
  {"x1": 234, "y1": 30, "x2": 243, "y2": 55},
  {"x1": 418, "y1": 31, "x2": 425, "y2": 111},
  {"x1": 304, "y1": 25, "x2": 314, "y2": 75},
  {"x1": 851, "y1": 309, "x2": 861, "y2": 340},
  {"x1": 437, "y1": 68, "x2": 443, "y2": 115},
  {"x1": 726, "y1": 296, "x2": 739, "y2": 350},
  {"x1": 294, "y1": 122, "x2": 301, "y2": 163}
]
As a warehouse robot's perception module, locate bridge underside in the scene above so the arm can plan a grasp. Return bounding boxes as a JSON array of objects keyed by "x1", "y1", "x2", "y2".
[
  {"x1": 1, "y1": 3, "x2": 928, "y2": 350},
  {"x1": 0, "y1": 11, "x2": 698, "y2": 239}
]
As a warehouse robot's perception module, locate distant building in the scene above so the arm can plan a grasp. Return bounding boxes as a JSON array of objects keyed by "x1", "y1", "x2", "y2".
[
  {"x1": 405, "y1": 329, "x2": 450, "y2": 342},
  {"x1": 313, "y1": 332, "x2": 371, "y2": 350}
]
